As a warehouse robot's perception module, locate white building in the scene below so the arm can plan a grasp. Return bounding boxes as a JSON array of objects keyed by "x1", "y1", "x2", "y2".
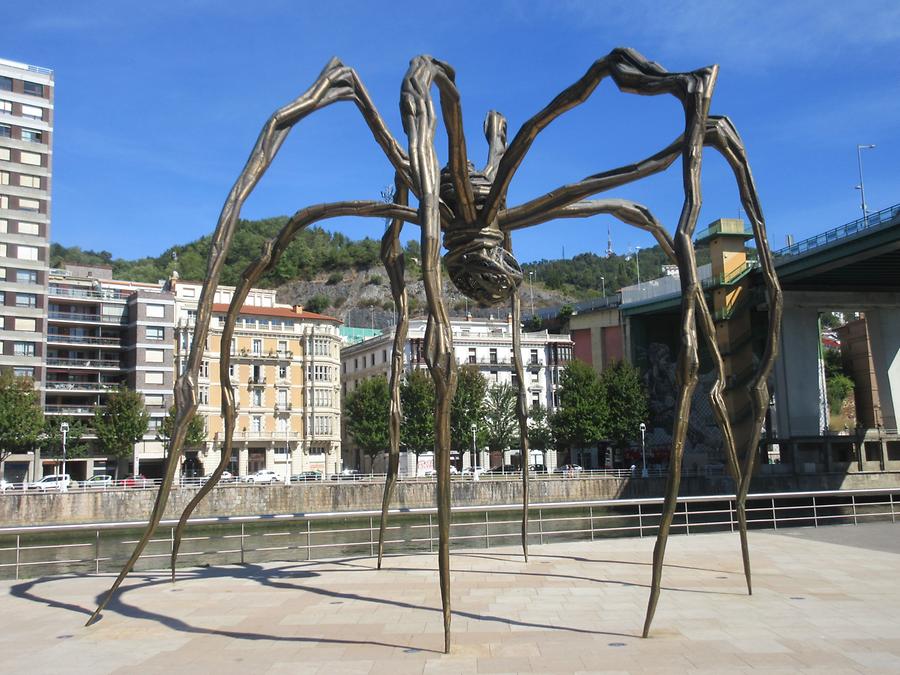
[{"x1": 341, "y1": 317, "x2": 573, "y2": 470}]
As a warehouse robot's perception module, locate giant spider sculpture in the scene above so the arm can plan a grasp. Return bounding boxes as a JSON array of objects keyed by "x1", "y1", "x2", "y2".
[{"x1": 87, "y1": 49, "x2": 782, "y2": 653}]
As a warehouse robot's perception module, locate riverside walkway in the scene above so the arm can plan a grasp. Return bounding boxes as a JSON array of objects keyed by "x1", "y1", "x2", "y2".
[{"x1": 1, "y1": 522, "x2": 898, "y2": 673}]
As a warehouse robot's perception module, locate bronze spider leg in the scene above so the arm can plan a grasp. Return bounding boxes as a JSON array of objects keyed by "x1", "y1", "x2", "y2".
[
  {"x1": 705, "y1": 117, "x2": 784, "y2": 594},
  {"x1": 166, "y1": 201, "x2": 418, "y2": 579},
  {"x1": 402, "y1": 55, "x2": 475, "y2": 654},
  {"x1": 501, "y1": 231, "x2": 532, "y2": 562},
  {"x1": 377, "y1": 177, "x2": 411, "y2": 570},
  {"x1": 499, "y1": 114, "x2": 779, "y2": 601},
  {"x1": 508, "y1": 197, "x2": 744, "y2": 574},
  {"x1": 492, "y1": 48, "x2": 720, "y2": 636},
  {"x1": 87, "y1": 58, "x2": 413, "y2": 626}
]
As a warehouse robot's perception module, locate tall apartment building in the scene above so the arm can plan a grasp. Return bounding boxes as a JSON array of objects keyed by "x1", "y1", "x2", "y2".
[
  {"x1": 171, "y1": 281, "x2": 343, "y2": 478},
  {"x1": 0, "y1": 58, "x2": 53, "y2": 389},
  {"x1": 44, "y1": 264, "x2": 175, "y2": 478},
  {"x1": 341, "y1": 317, "x2": 573, "y2": 470}
]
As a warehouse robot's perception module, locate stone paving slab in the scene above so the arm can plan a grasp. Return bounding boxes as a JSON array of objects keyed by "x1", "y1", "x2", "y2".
[{"x1": 1, "y1": 523, "x2": 899, "y2": 673}]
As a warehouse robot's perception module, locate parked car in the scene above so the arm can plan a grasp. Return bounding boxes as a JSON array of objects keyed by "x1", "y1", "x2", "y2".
[
  {"x1": 122, "y1": 474, "x2": 151, "y2": 488},
  {"x1": 554, "y1": 464, "x2": 583, "y2": 476},
  {"x1": 422, "y1": 466, "x2": 458, "y2": 477},
  {"x1": 484, "y1": 464, "x2": 519, "y2": 475},
  {"x1": 528, "y1": 464, "x2": 548, "y2": 474},
  {"x1": 0, "y1": 479, "x2": 14, "y2": 492},
  {"x1": 29, "y1": 474, "x2": 75, "y2": 492},
  {"x1": 84, "y1": 475, "x2": 114, "y2": 489},
  {"x1": 330, "y1": 469, "x2": 363, "y2": 481},
  {"x1": 291, "y1": 471, "x2": 323, "y2": 482},
  {"x1": 244, "y1": 469, "x2": 280, "y2": 484}
]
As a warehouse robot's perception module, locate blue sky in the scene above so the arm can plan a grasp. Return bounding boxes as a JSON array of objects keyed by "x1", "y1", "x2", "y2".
[{"x1": 6, "y1": 1, "x2": 899, "y2": 265}]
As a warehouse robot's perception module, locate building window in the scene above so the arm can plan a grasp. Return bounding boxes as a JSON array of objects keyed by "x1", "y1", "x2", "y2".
[
  {"x1": 0, "y1": 77, "x2": 11, "y2": 91},
  {"x1": 146, "y1": 349, "x2": 165, "y2": 363},
  {"x1": 0, "y1": 100, "x2": 10, "y2": 114},
  {"x1": 370, "y1": 353, "x2": 375, "y2": 366},
  {"x1": 314, "y1": 388, "x2": 332, "y2": 407},
  {"x1": 145, "y1": 394, "x2": 164, "y2": 407},
  {"x1": 468, "y1": 347, "x2": 477, "y2": 364},
  {"x1": 277, "y1": 340, "x2": 287, "y2": 353},
  {"x1": 489, "y1": 348, "x2": 498, "y2": 364},
  {"x1": 0, "y1": 171, "x2": 7, "y2": 185},
  {"x1": 0, "y1": 124, "x2": 9, "y2": 138},
  {"x1": 228, "y1": 363, "x2": 236, "y2": 379},
  {"x1": 199, "y1": 360, "x2": 209, "y2": 377},
  {"x1": 277, "y1": 389, "x2": 288, "y2": 407},
  {"x1": 252, "y1": 389, "x2": 262, "y2": 407},
  {"x1": 23, "y1": 81, "x2": 43, "y2": 96},
  {"x1": 354, "y1": 357, "x2": 358, "y2": 370},
  {"x1": 314, "y1": 338, "x2": 330, "y2": 356},
  {"x1": 19, "y1": 175, "x2": 40, "y2": 190},
  {"x1": 17, "y1": 221, "x2": 40, "y2": 235},
  {"x1": 145, "y1": 371, "x2": 164, "y2": 385},
  {"x1": 21, "y1": 128, "x2": 42, "y2": 144},
  {"x1": 15, "y1": 293, "x2": 36, "y2": 308},
  {"x1": 19, "y1": 151, "x2": 41, "y2": 166},
  {"x1": 309, "y1": 365, "x2": 330, "y2": 382},
  {"x1": 16, "y1": 270, "x2": 37, "y2": 285},
  {"x1": 13, "y1": 342, "x2": 35, "y2": 356},
  {"x1": 252, "y1": 338, "x2": 262, "y2": 355},
  {"x1": 0, "y1": 147, "x2": 8, "y2": 161},
  {"x1": 146, "y1": 303, "x2": 165, "y2": 318},
  {"x1": 13, "y1": 367, "x2": 33, "y2": 378},
  {"x1": 16, "y1": 245, "x2": 39, "y2": 261},
  {"x1": 251, "y1": 416, "x2": 262, "y2": 433},
  {"x1": 146, "y1": 326, "x2": 165, "y2": 341},
  {"x1": 530, "y1": 349, "x2": 539, "y2": 365},
  {"x1": 18, "y1": 198, "x2": 40, "y2": 213},
  {"x1": 278, "y1": 364, "x2": 287, "y2": 379},
  {"x1": 198, "y1": 387, "x2": 209, "y2": 405},
  {"x1": 20, "y1": 104, "x2": 42, "y2": 121},
  {"x1": 14, "y1": 317, "x2": 35, "y2": 331}
]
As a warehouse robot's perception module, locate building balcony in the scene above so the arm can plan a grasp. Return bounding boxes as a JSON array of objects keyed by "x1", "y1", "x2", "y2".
[
  {"x1": 45, "y1": 404, "x2": 98, "y2": 416},
  {"x1": 46, "y1": 357, "x2": 120, "y2": 370},
  {"x1": 233, "y1": 349, "x2": 294, "y2": 361},
  {"x1": 274, "y1": 402, "x2": 293, "y2": 413},
  {"x1": 46, "y1": 334, "x2": 122, "y2": 348},
  {"x1": 248, "y1": 376, "x2": 267, "y2": 387},
  {"x1": 48, "y1": 286, "x2": 131, "y2": 302},
  {"x1": 214, "y1": 430, "x2": 303, "y2": 442},
  {"x1": 45, "y1": 381, "x2": 115, "y2": 393},
  {"x1": 48, "y1": 311, "x2": 126, "y2": 325}
]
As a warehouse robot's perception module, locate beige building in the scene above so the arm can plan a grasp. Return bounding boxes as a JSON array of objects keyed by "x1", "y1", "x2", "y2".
[{"x1": 172, "y1": 281, "x2": 343, "y2": 478}]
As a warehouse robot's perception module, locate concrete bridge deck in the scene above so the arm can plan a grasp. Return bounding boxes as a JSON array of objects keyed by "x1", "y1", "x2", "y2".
[{"x1": 1, "y1": 522, "x2": 898, "y2": 673}]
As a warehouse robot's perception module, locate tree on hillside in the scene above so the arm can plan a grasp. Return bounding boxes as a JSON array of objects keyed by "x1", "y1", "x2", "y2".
[
  {"x1": 551, "y1": 360, "x2": 606, "y2": 454},
  {"x1": 158, "y1": 406, "x2": 207, "y2": 448},
  {"x1": 482, "y1": 383, "x2": 517, "y2": 456},
  {"x1": 400, "y1": 369, "x2": 435, "y2": 474},
  {"x1": 599, "y1": 360, "x2": 649, "y2": 447},
  {"x1": 93, "y1": 388, "x2": 150, "y2": 478},
  {"x1": 0, "y1": 372, "x2": 44, "y2": 461},
  {"x1": 344, "y1": 376, "x2": 390, "y2": 470},
  {"x1": 450, "y1": 366, "x2": 487, "y2": 460}
]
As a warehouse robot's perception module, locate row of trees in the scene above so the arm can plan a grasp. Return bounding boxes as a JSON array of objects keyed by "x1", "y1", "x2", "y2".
[
  {"x1": 344, "y1": 360, "x2": 648, "y2": 468},
  {"x1": 0, "y1": 373, "x2": 205, "y2": 478}
]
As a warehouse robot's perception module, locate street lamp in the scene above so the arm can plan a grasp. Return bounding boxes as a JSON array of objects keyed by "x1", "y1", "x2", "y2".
[
  {"x1": 856, "y1": 144, "x2": 876, "y2": 226},
  {"x1": 528, "y1": 270, "x2": 535, "y2": 319},
  {"x1": 470, "y1": 423, "x2": 477, "y2": 474},
  {"x1": 60, "y1": 422, "x2": 70, "y2": 489},
  {"x1": 639, "y1": 422, "x2": 647, "y2": 478}
]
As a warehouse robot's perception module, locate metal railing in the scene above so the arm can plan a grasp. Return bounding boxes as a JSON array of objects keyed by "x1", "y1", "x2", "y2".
[
  {"x1": 48, "y1": 286, "x2": 131, "y2": 301},
  {"x1": 45, "y1": 381, "x2": 114, "y2": 392},
  {"x1": 0, "y1": 487, "x2": 895, "y2": 580},
  {"x1": 46, "y1": 357, "x2": 120, "y2": 368},
  {"x1": 774, "y1": 202, "x2": 900, "y2": 258},
  {"x1": 46, "y1": 334, "x2": 122, "y2": 346},
  {"x1": 48, "y1": 311, "x2": 126, "y2": 324}
]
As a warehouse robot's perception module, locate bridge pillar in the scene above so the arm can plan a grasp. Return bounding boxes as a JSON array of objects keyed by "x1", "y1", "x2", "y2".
[
  {"x1": 866, "y1": 309, "x2": 900, "y2": 432},
  {"x1": 774, "y1": 307, "x2": 826, "y2": 437}
]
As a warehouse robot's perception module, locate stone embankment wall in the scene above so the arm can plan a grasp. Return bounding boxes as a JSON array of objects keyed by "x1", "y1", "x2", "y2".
[{"x1": 2, "y1": 471, "x2": 899, "y2": 528}]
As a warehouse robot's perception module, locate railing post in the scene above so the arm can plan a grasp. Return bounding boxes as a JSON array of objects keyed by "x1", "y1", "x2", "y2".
[
  {"x1": 240, "y1": 523, "x2": 245, "y2": 564},
  {"x1": 852, "y1": 495, "x2": 858, "y2": 525},
  {"x1": 369, "y1": 517, "x2": 374, "y2": 557},
  {"x1": 684, "y1": 501, "x2": 690, "y2": 535},
  {"x1": 589, "y1": 506, "x2": 594, "y2": 542},
  {"x1": 539, "y1": 509, "x2": 544, "y2": 545},
  {"x1": 429, "y1": 514, "x2": 434, "y2": 553},
  {"x1": 813, "y1": 496, "x2": 818, "y2": 527},
  {"x1": 729, "y1": 500, "x2": 735, "y2": 532},
  {"x1": 772, "y1": 498, "x2": 778, "y2": 530},
  {"x1": 638, "y1": 503, "x2": 643, "y2": 538},
  {"x1": 15, "y1": 534, "x2": 20, "y2": 581},
  {"x1": 95, "y1": 529, "x2": 100, "y2": 574},
  {"x1": 891, "y1": 493, "x2": 896, "y2": 524},
  {"x1": 306, "y1": 520, "x2": 312, "y2": 560},
  {"x1": 484, "y1": 511, "x2": 490, "y2": 549}
]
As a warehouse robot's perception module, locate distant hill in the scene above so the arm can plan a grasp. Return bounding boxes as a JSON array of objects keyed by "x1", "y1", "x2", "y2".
[{"x1": 51, "y1": 217, "x2": 711, "y2": 326}]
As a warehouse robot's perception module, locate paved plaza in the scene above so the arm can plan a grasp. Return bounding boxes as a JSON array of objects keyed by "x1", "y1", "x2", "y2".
[{"x1": 1, "y1": 522, "x2": 899, "y2": 673}]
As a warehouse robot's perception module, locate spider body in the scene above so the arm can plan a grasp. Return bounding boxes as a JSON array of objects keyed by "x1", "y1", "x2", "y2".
[{"x1": 88, "y1": 49, "x2": 782, "y2": 654}]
